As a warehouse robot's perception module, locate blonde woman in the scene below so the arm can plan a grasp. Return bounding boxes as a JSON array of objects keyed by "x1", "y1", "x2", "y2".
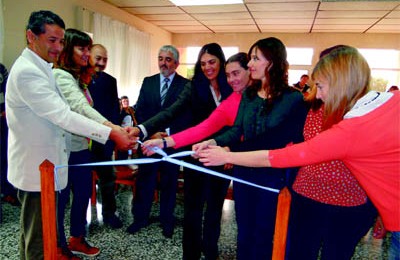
[{"x1": 198, "y1": 45, "x2": 400, "y2": 260}]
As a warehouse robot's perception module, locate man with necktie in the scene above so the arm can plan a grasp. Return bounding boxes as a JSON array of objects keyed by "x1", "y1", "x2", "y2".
[{"x1": 127, "y1": 45, "x2": 192, "y2": 238}]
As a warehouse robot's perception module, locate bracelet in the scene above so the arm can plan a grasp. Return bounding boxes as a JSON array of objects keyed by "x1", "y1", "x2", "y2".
[{"x1": 162, "y1": 138, "x2": 167, "y2": 149}]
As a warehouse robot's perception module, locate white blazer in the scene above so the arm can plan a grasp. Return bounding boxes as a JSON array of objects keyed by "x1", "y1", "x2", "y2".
[
  {"x1": 6, "y1": 48, "x2": 110, "y2": 192},
  {"x1": 53, "y1": 68, "x2": 107, "y2": 152}
]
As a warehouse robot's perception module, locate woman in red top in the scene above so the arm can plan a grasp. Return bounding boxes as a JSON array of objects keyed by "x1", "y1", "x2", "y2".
[
  {"x1": 198, "y1": 45, "x2": 399, "y2": 260},
  {"x1": 283, "y1": 92, "x2": 376, "y2": 259}
]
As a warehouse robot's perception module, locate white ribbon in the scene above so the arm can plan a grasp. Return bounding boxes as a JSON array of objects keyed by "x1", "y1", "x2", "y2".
[{"x1": 54, "y1": 141, "x2": 279, "y2": 194}]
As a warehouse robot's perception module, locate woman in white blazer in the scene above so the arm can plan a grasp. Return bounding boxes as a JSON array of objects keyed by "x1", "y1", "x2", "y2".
[{"x1": 53, "y1": 28, "x2": 124, "y2": 258}]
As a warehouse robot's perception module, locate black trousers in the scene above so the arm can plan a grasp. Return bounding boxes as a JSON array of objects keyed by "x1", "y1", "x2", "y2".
[
  {"x1": 287, "y1": 192, "x2": 377, "y2": 260},
  {"x1": 91, "y1": 140, "x2": 117, "y2": 218},
  {"x1": 182, "y1": 163, "x2": 230, "y2": 260},
  {"x1": 132, "y1": 161, "x2": 180, "y2": 233}
]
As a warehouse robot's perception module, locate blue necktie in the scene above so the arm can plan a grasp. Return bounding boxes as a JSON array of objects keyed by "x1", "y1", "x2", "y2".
[{"x1": 160, "y1": 78, "x2": 169, "y2": 105}]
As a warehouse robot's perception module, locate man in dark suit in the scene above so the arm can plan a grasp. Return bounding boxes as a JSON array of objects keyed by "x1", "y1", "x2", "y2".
[
  {"x1": 88, "y1": 44, "x2": 123, "y2": 229},
  {"x1": 127, "y1": 45, "x2": 191, "y2": 238}
]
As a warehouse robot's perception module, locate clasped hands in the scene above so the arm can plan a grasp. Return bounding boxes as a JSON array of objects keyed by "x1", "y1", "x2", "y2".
[
  {"x1": 194, "y1": 140, "x2": 232, "y2": 169},
  {"x1": 108, "y1": 124, "x2": 139, "y2": 151},
  {"x1": 114, "y1": 126, "x2": 168, "y2": 154}
]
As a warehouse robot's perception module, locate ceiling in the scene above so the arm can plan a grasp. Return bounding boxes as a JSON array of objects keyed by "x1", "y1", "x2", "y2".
[{"x1": 102, "y1": 0, "x2": 400, "y2": 34}]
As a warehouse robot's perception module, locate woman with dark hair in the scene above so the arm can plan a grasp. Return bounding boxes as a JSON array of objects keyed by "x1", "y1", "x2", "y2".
[
  {"x1": 142, "y1": 52, "x2": 249, "y2": 259},
  {"x1": 53, "y1": 28, "x2": 123, "y2": 258},
  {"x1": 195, "y1": 37, "x2": 308, "y2": 259},
  {"x1": 127, "y1": 43, "x2": 230, "y2": 259},
  {"x1": 180, "y1": 43, "x2": 233, "y2": 260},
  {"x1": 141, "y1": 52, "x2": 249, "y2": 259},
  {"x1": 142, "y1": 52, "x2": 250, "y2": 151}
]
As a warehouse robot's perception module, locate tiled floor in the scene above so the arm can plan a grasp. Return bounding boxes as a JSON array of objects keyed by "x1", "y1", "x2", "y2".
[{"x1": 0, "y1": 186, "x2": 391, "y2": 259}]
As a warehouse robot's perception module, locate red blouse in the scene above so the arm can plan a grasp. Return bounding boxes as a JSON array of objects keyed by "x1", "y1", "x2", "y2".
[{"x1": 292, "y1": 106, "x2": 367, "y2": 206}]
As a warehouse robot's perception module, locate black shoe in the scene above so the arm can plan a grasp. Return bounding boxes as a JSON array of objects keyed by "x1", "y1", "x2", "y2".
[
  {"x1": 103, "y1": 215, "x2": 123, "y2": 229},
  {"x1": 148, "y1": 216, "x2": 160, "y2": 224},
  {"x1": 126, "y1": 222, "x2": 143, "y2": 235},
  {"x1": 162, "y1": 229, "x2": 173, "y2": 238}
]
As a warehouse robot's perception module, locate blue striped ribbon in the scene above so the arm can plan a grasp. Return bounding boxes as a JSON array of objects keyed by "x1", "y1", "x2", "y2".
[{"x1": 54, "y1": 142, "x2": 279, "y2": 194}]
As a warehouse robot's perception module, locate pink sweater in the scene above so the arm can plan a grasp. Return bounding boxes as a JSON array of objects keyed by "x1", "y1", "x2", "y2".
[
  {"x1": 269, "y1": 92, "x2": 400, "y2": 231},
  {"x1": 172, "y1": 92, "x2": 242, "y2": 149}
]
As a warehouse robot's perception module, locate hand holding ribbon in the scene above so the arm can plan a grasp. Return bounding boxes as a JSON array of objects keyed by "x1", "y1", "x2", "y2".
[{"x1": 54, "y1": 140, "x2": 279, "y2": 194}]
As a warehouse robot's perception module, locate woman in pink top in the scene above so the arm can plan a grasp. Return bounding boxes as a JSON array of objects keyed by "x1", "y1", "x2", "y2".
[
  {"x1": 142, "y1": 52, "x2": 250, "y2": 151},
  {"x1": 198, "y1": 45, "x2": 399, "y2": 259}
]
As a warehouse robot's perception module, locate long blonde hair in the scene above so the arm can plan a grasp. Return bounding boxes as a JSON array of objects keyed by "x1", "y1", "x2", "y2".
[{"x1": 312, "y1": 46, "x2": 370, "y2": 129}]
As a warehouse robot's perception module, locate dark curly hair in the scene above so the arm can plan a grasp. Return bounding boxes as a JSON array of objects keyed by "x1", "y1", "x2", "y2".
[{"x1": 246, "y1": 37, "x2": 290, "y2": 113}]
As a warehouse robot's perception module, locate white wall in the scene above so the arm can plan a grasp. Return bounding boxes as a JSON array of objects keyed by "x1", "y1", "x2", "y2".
[
  {"x1": 2, "y1": 1, "x2": 399, "y2": 96},
  {"x1": 2, "y1": 0, "x2": 171, "y2": 73},
  {"x1": 173, "y1": 32, "x2": 400, "y2": 69}
]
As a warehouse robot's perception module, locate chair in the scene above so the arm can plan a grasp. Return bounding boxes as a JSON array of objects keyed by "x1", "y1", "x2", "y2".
[
  {"x1": 114, "y1": 165, "x2": 138, "y2": 193},
  {"x1": 90, "y1": 149, "x2": 179, "y2": 205},
  {"x1": 91, "y1": 165, "x2": 138, "y2": 206}
]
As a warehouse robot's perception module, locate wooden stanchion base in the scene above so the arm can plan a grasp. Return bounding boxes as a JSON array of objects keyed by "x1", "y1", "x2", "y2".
[
  {"x1": 272, "y1": 187, "x2": 292, "y2": 260},
  {"x1": 40, "y1": 160, "x2": 57, "y2": 260}
]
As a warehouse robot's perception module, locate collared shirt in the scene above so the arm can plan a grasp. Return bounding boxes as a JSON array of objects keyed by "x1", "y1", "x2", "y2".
[
  {"x1": 160, "y1": 73, "x2": 175, "y2": 91},
  {"x1": 27, "y1": 47, "x2": 54, "y2": 70},
  {"x1": 210, "y1": 85, "x2": 221, "y2": 107}
]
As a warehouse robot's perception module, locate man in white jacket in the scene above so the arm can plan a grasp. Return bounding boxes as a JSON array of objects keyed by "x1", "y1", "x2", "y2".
[{"x1": 5, "y1": 10, "x2": 133, "y2": 259}]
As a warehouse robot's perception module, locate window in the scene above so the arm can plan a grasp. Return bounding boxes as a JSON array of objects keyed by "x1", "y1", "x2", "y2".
[
  {"x1": 287, "y1": 48, "x2": 313, "y2": 66},
  {"x1": 358, "y1": 48, "x2": 400, "y2": 91},
  {"x1": 287, "y1": 48, "x2": 314, "y2": 86},
  {"x1": 177, "y1": 46, "x2": 239, "y2": 79},
  {"x1": 0, "y1": 0, "x2": 4, "y2": 61},
  {"x1": 289, "y1": 69, "x2": 309, "y2": 86}
]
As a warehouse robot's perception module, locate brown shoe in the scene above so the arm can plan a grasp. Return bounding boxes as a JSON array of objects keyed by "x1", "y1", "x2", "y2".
[
  {"x1": 68, "y1": 236, "x2": 100, "y2": 257},
  {"x1": 57, "y1": 247, "x2": 82, "y2": 260},
  {"x1": 372, "y1": 215, "x2": 387, "y2": 239}
]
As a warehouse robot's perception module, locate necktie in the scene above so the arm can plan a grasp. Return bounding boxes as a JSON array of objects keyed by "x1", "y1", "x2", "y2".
[{"x1": 160, "y1": 78, "x2": 169, "y2": 105}]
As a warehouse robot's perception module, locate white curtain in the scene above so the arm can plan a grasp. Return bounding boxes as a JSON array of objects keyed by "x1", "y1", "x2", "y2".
[
  {"x1": 0, "y1": 0, "x2": 4, "y2": 62},
  {"x1": 92, "y1": 13, "x2": 151, "y2": 104}
]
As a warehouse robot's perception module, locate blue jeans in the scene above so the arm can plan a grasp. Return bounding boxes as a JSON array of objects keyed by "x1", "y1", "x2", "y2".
[
  {"x1": 57, "y1": 150, "x2": 92, "y2": 247},
  {"x1": 390, "y1": 231, "x2": 400, "y2": 260}
]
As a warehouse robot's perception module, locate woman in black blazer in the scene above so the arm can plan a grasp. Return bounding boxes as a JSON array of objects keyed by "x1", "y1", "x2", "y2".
[
  {"x1": 182, "y1": 43, "x2": 232, "y2": 260},
  {"x1": 134, "y1": 43, "x2": 232, "y2": 259}
]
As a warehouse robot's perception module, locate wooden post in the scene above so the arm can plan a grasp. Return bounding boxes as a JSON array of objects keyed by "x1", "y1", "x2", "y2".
[
  {"x1": 91, "y1": 170, "x2": 97, "y2": 206},
  {"x1": 39, "y1": 160, "x2": 57, "y2": 260},
  {"x1": 272, "y1": 187, "x2": 292, "y2": 260}
]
